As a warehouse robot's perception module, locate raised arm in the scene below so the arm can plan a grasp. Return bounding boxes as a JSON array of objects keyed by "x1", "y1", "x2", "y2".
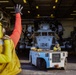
[
  {"x1": 10, "y1": 13, "x2": 22, "y2": 48},
  {"x1": 10, "y1": 4, "x2": 23, "y2": 48}
]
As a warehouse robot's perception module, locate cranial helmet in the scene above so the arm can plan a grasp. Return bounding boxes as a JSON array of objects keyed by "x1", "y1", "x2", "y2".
[{"x1": 0, "y1": 22, "x2": 3, "y2": 38}]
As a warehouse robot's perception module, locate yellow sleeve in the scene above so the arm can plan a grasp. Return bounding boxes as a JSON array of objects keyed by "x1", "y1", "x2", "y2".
[
  {"x1": 0, "y1": 39, "x2": 12, "y2": 63},
  {"x1": 58, "y1": 47, "x2": 61, "y2": 51},
  {"x1": 53, "y1": 47, "x2": 57, "y2": 51}
]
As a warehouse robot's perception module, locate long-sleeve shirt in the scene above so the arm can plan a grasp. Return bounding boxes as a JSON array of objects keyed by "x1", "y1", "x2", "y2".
[
  {"x1": 53, "y1": 46, "x2": 61, "y2": 51},
  {"x1": 0, "y1": 13, "x2": 22, "y2": 63},
  {"x1": 10, "y1": 13, "x2": 22, "y2": 48}
]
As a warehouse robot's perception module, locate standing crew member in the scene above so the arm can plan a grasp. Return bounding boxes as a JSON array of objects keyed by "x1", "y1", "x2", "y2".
[
  {"x1": 0, "y1": 4, "x2": 23, "y2": 75},
  {"x1": 53, "y1": 44, "x2": 61, "y2": 51}
]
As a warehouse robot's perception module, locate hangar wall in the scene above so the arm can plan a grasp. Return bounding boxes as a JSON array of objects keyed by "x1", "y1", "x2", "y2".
[
  {"x1": 10, "y1": 19, "x2": 76, "y2": 39},
  {"x1": 61, "y1": 20, "x2": 76, "y2": 38}
]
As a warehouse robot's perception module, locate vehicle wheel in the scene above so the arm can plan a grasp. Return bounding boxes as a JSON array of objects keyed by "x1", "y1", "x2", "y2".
[
  {"x1": 30, "y1": 57, "x2": 32, "y2": 64},
  {"x1": 30, "y1": 57, "x2": 33, "y2": 65},
  {"x1": 37, "y1": 59, "x2": 46, "y2": 70},
  {"x1": 61, "y1": 58, "x2": 67, "y2": 70}
]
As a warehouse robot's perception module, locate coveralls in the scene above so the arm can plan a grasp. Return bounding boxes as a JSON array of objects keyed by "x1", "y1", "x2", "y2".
[
  {"x1": 53, "y1": 44, "x2": 61, "y2": 51},
  {"x1": 0, "y1": 13, "x2": 22, "y2": 75}
]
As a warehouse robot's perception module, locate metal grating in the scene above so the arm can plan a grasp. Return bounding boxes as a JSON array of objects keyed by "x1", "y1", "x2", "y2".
[{"x1": 52, "y1": 53, "x2": 61, "y2": 63}]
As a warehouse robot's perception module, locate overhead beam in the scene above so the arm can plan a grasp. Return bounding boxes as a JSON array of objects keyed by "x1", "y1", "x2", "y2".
[
  {"x1": 26, "y1": 0, "x2": 37, "y2": 18},
  {"x1": 53, "y1": 0, "x2": 62, "y2": 18},
  {"x1": 62, "y1": 0, "x2": 76, "y2": 18}
]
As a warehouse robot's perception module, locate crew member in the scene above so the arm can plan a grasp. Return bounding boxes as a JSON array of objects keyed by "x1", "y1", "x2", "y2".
[
  {"x1": 53, "y1": 44, "x2": 61, "y2": 51},
  {"x1": 0, "y1": 4, "x2": 23, "y2": 75}
]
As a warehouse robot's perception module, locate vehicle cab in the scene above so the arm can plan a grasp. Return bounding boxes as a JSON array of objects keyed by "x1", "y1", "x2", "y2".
[{"x1": 32, "y1": 23, "x2": 57, "y2": 50}]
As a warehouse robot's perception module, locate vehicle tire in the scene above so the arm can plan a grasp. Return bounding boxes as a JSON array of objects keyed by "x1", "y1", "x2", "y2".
[
  {"x1": 30, "y1": 57, "x2": 32, "y2": 64},
  {"x1": 61, "y1": 58, "x2": 67, "y2": 70},
  {"x1": 37, "y1": 59, "x2": 46, "y2": 70},
  {"x1": 30, "y1": 56, "x2": 32, "y2": 65}
]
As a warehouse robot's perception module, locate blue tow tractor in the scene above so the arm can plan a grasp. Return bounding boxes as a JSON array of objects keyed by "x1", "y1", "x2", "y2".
[{"x1": 29, "y1": 23, "x2": 68, "y2": 70}]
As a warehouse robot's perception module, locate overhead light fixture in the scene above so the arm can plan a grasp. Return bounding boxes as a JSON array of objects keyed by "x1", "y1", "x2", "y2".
[
  {"x1": 37, "y1": 14, "x2": 40, "y2": 17},
  {"x1": 28, "y1": 11, "x2": 30, "y2": 13},
  {"x1": 36, "y1": 6, "x2": 39, "y2": 9},
  {"x1": 53, "y1": 6, "x2": 56, "y2": 9},
  {"x1": 73, "y1": 11, "x2": 76, "y2": 12},
  {"x1": 6, "y1": 7, "x2": 14, "y2": 9},
  {"x1": 50, "y1": 14, "x2": 54, "y2": 18},
  {"x1": 37, "y1": 14, "x2": 40, "y2": 18},
  {"x1": 71, "y1": 14, "x2": 76, "y2": 15},
  {"x1": 0, "y1": 0, "x2": 9, "y2": 3},
  {"x1": 23, "y1": 0, "x2": 26, "y2": 3},
  {"x1": 55, "y1": 0, "x2": 58, "y2": 3}
]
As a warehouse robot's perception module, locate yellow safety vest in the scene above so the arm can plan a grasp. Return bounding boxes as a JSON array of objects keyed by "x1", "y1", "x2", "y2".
[
  {"x1": 0, "y1": 37, "x2": 21, "y2": 75},
  {"x1": 53, "y1": 47, "x2": 61, "y2": 51}
]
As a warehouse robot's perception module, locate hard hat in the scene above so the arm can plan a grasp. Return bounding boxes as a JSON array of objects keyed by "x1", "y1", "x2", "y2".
[{"x1": 55, "y1": 43, "x2": 60, "y2": 47}]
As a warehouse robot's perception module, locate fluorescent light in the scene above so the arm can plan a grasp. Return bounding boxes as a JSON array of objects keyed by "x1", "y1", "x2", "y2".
[
  {"x1": 23, "y1": 0, "x2": 26, "y2": 3},
  {"x1": 28, "y1": 11, "x2": 30, "y2": 13},
  {"x1": 55, "y1": 0, "x2": 58, "y2": 3},
  {"x1": 53, "y1": 6, "x2": 56, "y2": 9},
  {"x1": 73, "y1": 11, "x2": 76, "y2": 12},
  {"x1": 6, "y1": 7, "x2": 14, "y2": 9},
  {"x1": 36, "y1": 6, "x2": 39, "y2": 9},
  {"x1": 71, "y1": 14, "x2": 76, "y2": 15},
  {"x1": 0, "y1": 1, "x2": 9, "y2": 3}
]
